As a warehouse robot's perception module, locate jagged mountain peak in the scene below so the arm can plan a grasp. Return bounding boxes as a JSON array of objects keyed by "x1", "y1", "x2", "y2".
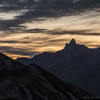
[
  {"x1": 69, "y1": 39, "x2": 76, "y2": 45},
  {"x1": 64, "y1": 39, "x2": 77, "y2": 49}
]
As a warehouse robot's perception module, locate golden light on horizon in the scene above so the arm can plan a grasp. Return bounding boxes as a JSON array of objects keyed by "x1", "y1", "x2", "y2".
[{"x1": 1, "y1": 33, "x2": 100, "y2": 59}]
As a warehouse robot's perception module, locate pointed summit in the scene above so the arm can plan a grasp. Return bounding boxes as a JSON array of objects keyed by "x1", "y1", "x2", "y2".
[
  {"x1": 64, "y1": 39, "x2": 76, "y2": 49},
  {"x1": 69, "y1": 39, "x2": 76, "y2": 45}
]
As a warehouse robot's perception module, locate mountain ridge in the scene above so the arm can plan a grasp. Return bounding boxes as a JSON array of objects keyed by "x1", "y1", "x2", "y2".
[{"x1": 17, "y1": 39, "x2": 100, "y2": 96}]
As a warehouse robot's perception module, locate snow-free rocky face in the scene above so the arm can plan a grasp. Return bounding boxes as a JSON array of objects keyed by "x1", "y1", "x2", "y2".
[
  {"x1": 0, "y1": 52, "x2": 93, "y2": 100},
  {"x1": 17, "y1": 39, "x2": 100, "y2": 96}
]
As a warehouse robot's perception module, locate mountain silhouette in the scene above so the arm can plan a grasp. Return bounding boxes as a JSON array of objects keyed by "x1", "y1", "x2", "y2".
[
  {"x1": 69, "y1": 39, "x2": 76, "y2": 45},
  {"x1": 17, "y1": 39, "x2": 100, "y2": 96},
  {"x1": 0, "y1": 52, "x2": 93, "y2": 100}
]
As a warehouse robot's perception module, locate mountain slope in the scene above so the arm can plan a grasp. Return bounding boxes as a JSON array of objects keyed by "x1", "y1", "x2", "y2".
[
  {"x1": 0, "y1": 52, "x2": 93, "y2": 100},
  {"x1": 17, "y1": 39, "x2": 100, "y2": 96}
]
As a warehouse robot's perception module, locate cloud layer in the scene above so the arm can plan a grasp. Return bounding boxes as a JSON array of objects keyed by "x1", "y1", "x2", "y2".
[
  {"x1": 0, "y1": 0, "x2": 100, "y2": 58},
  {"x1": 0, "y1": 0, "x2": 100, "y2": 32}
]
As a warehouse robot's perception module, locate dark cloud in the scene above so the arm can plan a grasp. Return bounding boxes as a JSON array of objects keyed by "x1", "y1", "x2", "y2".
[
  {"x1": 47, "y1": 29, "x2": 100, "y2": 36},
  {"x1": 22, "y1": 28, "x2": 47, "y2": 33},
  {"x1": 0, "y1": 46, "x2": 38, "y2": 56},
  {"x1": 0, "y1": 0, "x2": 100, "y2": 32},
  {"x1": 88, "y1": 45, "x2": 100, "y2": 48},
  {"x1": 48, "y1": 39, "x2": 67, "y2": 43},
  {"x1": 0, "y1": 40, "x2": 31, "y2": 43}
]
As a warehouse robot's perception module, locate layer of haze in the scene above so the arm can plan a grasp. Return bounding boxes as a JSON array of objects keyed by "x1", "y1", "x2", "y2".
[{"x1": 0, "y1": 0, "x2": 100, "y2": 59}]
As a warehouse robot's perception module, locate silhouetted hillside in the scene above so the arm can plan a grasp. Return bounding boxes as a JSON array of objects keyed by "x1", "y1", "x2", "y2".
[{"x1": 0, "y1": 52, "x2": 93, "y2": 100}]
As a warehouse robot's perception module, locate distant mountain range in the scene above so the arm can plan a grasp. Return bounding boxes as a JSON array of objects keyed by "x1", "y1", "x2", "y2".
[
  {"x1": 17, "y1": 39, "x2": 100, "y2": 96},
  {"x1": 0, "y1": 52, "x2": 93, "y2": 100}
]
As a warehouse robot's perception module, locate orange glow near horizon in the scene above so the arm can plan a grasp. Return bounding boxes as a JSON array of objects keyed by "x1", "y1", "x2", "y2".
[{"x1": 2, "y1": 34, "x2": 100, "y2": 59}]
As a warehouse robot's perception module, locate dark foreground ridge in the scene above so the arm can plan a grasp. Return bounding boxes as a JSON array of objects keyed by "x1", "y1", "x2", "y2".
[
  {"x1": 17, "y1": 39, "x2": 100, "y2": 96},
  {"x1": 0, "y1": 52, "x2": 94, "y2": 100}
]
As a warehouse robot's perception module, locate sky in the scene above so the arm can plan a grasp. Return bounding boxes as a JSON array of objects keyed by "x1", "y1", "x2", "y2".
[{"x1": 0, "y1": 0, "x2": 100, "y2": 59}]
